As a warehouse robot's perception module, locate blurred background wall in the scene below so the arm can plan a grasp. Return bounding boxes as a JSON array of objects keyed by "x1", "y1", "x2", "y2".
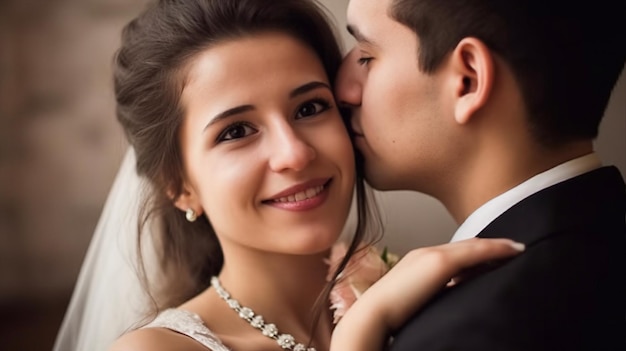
[
  {"x1": 0, "y1": 0, "x2": 149, "y2": 349},
  {"x1": 0, "y1": 0, "x2": 623, "y2": 349}
]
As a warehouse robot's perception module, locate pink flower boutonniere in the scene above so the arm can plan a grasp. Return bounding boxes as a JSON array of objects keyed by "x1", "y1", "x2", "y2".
[{"x1": 326, "y1": 243, "x2": 399, "y2": 324}]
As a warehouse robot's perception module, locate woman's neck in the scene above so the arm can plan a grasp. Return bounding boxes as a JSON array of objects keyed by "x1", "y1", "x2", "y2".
[
  {"x1": 218, "y1": 248, "x2": 331, "y2": 322},
  {"x1": 181, "y1": 243, "x2": 335, "y2": 350}
]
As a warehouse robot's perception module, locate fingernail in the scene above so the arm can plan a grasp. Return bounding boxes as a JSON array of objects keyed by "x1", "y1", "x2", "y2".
[{"x1": 509, "y1": 242, "x2": 526, "y2": 252}]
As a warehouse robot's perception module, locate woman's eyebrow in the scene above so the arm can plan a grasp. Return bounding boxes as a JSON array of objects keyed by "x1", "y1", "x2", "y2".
[
  {"x1": 289, "y1": 81, "x2": 331, "y2": 99},
  {"x1": 203, "y1": 81, "x2": 330, "y2": 132},
  {"x1": 204, "y1": 105, "x2": 254, "y2": 131}
]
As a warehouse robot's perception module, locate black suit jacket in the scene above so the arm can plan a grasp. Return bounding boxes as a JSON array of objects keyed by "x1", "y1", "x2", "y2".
[{"x1": 390, "y1": 166, "x2": 626, "y2": 351}]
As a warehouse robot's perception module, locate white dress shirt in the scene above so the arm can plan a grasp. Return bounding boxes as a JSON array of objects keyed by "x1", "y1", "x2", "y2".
[{"x1": 450, "y1": 153, "x2": 602, "y2": 242}]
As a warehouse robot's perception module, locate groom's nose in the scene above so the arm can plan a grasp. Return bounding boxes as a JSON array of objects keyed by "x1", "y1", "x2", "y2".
[{"x1": 335, "y1": 48, "x2": 363, "y2": 109}]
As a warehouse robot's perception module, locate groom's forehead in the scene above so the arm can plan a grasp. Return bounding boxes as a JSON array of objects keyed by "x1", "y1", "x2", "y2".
[
  {"x1": 346, "y1": 0, "x2": 398, "y2": 40},
  {"x1": 347, "y1": 0, "x2": 391, "y2": 23}
]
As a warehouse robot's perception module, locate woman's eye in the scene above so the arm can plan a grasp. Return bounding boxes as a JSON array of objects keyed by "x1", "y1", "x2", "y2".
[
  {"x1": 296, "y1": 99, "x2": 331, "y2": 119},
  {"x1": 217, "y1": 122, "x2": 257, "y2": 142}
]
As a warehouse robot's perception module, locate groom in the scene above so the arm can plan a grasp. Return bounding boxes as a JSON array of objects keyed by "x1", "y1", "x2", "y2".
[{"x1": 336, "y1": 0, "x2": 625, "y2": 350}]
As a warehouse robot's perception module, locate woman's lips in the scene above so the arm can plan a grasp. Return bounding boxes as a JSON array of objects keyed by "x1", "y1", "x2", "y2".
[{"x1": 264, "y1": 179, "x2": 331, "y2": 211}]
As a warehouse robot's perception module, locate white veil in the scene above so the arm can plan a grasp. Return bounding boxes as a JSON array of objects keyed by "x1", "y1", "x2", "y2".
[{"x1": 53, "y1": 148, "x2": 158, "y2": 351}]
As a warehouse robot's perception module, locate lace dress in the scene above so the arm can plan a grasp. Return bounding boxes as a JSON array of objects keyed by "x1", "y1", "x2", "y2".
[{"x1": 143, "y1": 308, "x2": 231, "y2": 351}]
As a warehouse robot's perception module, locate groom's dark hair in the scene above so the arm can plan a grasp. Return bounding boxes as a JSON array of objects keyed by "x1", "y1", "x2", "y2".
[{"x1": 389, "y1": 0, "x2": 625, "y2": 147}]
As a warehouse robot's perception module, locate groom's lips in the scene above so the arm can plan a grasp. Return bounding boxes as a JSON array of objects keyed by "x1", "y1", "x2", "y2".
[
  {"x1": 352, "y1": 130, "x2": 365, "y2": 140},
  {"x1": 350, "y1": 124, "x2": 365, "y2": 138},
  {"x1": 351, "y1": 129, "x2": 369, "y2": 155}
]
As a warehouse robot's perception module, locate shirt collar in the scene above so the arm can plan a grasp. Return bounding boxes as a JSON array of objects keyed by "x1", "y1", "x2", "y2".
[{"x1": 450, "y1": 153, "x2": 602, "y2": 243}]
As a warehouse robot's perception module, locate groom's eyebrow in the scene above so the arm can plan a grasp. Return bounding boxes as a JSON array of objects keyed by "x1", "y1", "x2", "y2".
[{"x1": 347, "y1": 25, "x2": 376, "y2": 46}]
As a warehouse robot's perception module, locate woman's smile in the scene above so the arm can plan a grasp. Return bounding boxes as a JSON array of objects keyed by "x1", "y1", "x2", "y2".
[{"x1": 264, "y1": 178, "x2": 332, "y2": 211}]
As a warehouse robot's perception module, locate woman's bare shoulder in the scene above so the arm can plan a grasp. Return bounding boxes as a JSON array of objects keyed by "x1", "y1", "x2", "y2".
[{"x1": 108, "y1": 327, "x2": 206, "y2": 351}]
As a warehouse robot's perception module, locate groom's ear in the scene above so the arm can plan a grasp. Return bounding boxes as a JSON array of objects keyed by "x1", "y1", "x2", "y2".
[{"x1": 447, "y1": 37, "x2": 494, "y2": 125}]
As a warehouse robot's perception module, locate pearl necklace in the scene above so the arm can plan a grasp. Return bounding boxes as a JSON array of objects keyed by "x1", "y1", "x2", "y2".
[{"x1": 211, "y1": 276, "x2": 317, "y2": 351}]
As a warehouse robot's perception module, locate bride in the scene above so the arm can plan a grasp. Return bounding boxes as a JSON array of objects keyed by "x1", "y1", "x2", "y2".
[{"x1": 54, "y1": 1, "x2": 524, "y2": 350}]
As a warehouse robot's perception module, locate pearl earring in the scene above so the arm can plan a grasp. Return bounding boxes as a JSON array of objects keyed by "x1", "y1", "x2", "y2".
[{"x1": 185, "y1": 208, "x2": 198, "y2": 222}]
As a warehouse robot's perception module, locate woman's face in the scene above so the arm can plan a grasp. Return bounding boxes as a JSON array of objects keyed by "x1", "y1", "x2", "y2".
[{"x1": 177, "y1": 33, "x2": 355, "y2": 256}]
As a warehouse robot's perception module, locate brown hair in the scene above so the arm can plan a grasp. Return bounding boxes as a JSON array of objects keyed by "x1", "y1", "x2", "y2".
[
  {"x1": 389, "y1": 0, "x2": 625, "y2": 146},
  {"x1": 114, "y1": 0, "x2": 380, "y2": 336}
]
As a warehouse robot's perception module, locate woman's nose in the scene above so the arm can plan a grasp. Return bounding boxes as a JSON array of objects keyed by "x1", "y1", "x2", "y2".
[{"x1": 268, "y1": 124, "x2": 316, "y2": 173}]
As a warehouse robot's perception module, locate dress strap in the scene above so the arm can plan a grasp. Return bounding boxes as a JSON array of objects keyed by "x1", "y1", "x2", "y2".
[{"x1": 143, "y1": 309, "x2": 230, "y2": 351}]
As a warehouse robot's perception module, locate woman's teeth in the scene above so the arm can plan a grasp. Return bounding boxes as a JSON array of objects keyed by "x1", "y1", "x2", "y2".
[{"x1": 273, "y1": 185, "x2": 324, "y2": 203}]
